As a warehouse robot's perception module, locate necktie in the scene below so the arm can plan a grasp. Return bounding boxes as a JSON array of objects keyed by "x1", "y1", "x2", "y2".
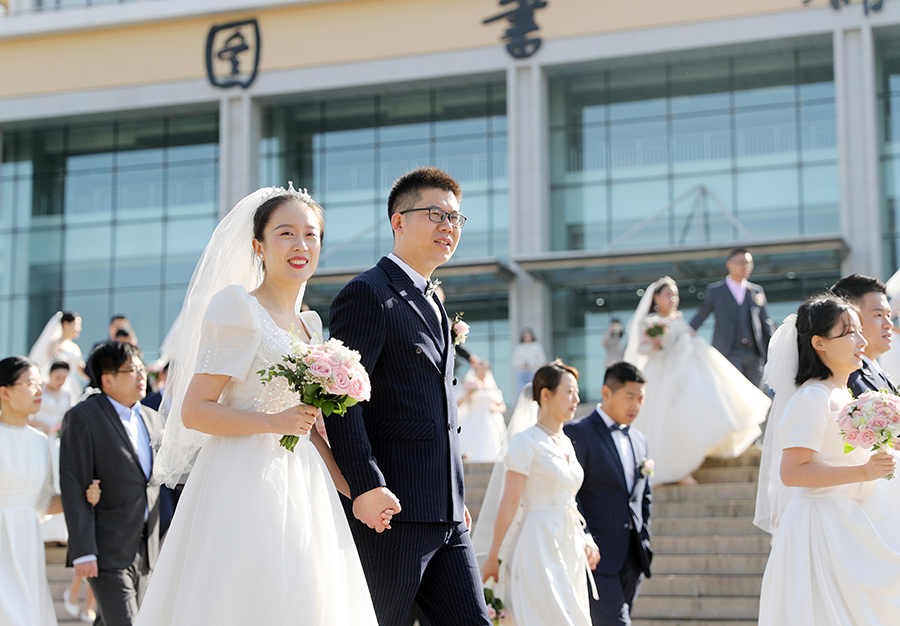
[
  {"x1": 609, "y1": 423, "x2": 630, "y2": 434},
  {"x1": 424, "y1": 279, "x2": 441, "y2": 299}
]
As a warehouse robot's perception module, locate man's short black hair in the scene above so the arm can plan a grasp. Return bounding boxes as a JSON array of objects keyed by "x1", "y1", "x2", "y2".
[
  {"x1": 830, "y1": 273, "x2": 887, "y2": 306},
  {"x1": 87, "y1": 341, "x2": 144, "y2": 388},
  {"x1": 727, "y1": 247, "x2": 750, "y2": 261},
  {"x1": 603, "y1": 361, "x2": 646, "y2": 392},
  {"x1": 387, "y1": 166, "x2": 462, "y2": 219}
]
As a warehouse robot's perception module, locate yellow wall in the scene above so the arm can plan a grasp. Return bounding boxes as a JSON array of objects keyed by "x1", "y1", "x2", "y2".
[{"x1": 0, "y1": 0, "x2": 817, "y2": 100}]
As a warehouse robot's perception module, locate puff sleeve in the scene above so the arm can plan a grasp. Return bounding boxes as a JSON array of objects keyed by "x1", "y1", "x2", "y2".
[
  {"x1": 779, "y1": 384, "x2": 830, "y2": 453},
  {"x1": 505, "y1": 431, "x2": 536, "y2": 476},
  {"x1": 195, "y1": 285, "x2": 262, "y2": 382}
]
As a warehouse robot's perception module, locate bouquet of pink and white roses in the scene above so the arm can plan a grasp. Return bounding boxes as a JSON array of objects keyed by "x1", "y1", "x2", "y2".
[
  {"x1": 642, "y1": 314, "x2": 669, "y2": 350},
  {"x1": 838, "y1": 389, "x2": 900, "y2": 480},
  {"x1": 259, "y1": 335, "x2": 371, "y2": 452}
]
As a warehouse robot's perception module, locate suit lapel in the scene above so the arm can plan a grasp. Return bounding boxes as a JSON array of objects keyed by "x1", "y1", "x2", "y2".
[
  {"x1": 590, "y1": 412, "x2": 630, "y2": 494},
  {"x1": 99, "y1": 395, "x2": 148, "y2": 480},
  {"x1": 379, "y1": 258, "x2": 445, "y2": 348}
]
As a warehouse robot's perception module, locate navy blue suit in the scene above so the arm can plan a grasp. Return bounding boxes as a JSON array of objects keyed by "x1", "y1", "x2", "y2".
[
  {"x1": 326, "y1": 257, "x2": 490, "y2": 626},
  {"x1": 564, "y1": 409, "x2": 652, "y2": 626},
  {"x1": 849, "y1": 359, "x2": 899, "y2": 398}
]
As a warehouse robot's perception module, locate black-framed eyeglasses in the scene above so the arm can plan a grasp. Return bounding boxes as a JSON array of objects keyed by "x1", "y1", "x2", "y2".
[
  {"x1": 398, "y1": 206, "x2": 467, "y2": 228},
  {"x1": 116, "y1": 365, "x2": 147, "y2": 377}
]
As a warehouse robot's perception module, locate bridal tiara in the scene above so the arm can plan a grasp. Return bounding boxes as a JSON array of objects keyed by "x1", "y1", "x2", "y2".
[{"x1": 261, "y1": 181, "x2": 313, "y2": 205}]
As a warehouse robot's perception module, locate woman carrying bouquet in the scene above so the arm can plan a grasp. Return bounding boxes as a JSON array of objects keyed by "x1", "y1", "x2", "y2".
[
  {"x1": 755, "y1": 294, "x2": 900, "y2": 624},
  {"x1": 134, "y1": 187, "x2": 383, "y2": 626},
  {"x1": 623, "y1": 277, "x2": 769, "y2": 484}
]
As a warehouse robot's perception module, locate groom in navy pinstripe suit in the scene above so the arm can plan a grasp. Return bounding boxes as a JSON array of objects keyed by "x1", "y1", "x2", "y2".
[{"x1": 326, "y1": 167, "x2": 491, "y2": 626}]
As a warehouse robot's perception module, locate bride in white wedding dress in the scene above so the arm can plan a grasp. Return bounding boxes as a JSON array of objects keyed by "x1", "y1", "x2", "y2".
[
  {"x1": 134, "y1": 186, "x2": 381, "y2": 626},
  {"x1": 755, "y1": 294, "x2": 900, "y2": 625},
  {"x1": 624, "y1": 277, "x2": 769, "y2": 484}
]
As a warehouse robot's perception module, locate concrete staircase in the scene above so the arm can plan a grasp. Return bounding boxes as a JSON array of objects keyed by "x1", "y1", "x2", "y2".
[{"x1": 632, "y1": 447, "x2": 768, "y2": 626}]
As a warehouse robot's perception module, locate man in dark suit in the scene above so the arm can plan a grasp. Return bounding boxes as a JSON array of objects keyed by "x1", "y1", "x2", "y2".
[
  {"x1": 564, "y1": 362, "x2": 652, "y2": 626},
  {"x1": 60, "y1": 342, "x2": 162, "y2": 626},
  {"x1": 326, "y1": 167, "x2": 491, "y2": 626},
  {"x1": 690, "y1": 248, "x2": 775, "y2": 387},
  {"x1": 831, "y1": 274, "x2": 898, "y2": 397}
]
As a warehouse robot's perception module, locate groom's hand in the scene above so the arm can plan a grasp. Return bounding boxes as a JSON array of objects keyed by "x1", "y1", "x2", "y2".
[
  {"x1": 464, "y1": 505, "x2": 472, "y2": 530},
  {"x1": 353, "y1": 487, "x2": 401, "y2": 532}
]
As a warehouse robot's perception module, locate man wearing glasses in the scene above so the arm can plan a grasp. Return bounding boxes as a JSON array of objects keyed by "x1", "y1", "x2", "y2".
[
  {"x1": 60, "y1": 341, "x2": 163, "y2": 626},
  {"x1": 326, "y1": 166, "x2": 492, "y2": 625}
]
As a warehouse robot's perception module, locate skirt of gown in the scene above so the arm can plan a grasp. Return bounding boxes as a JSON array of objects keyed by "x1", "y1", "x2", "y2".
[
  {"x1": 134, "y1": 432, "x2": 377, "y2": 626},
  {"x1": 758, "y1": 491, "x2": 900, "y2": 625},
  {"x1": 639, "y1": 330, "x2": 768, "y2": 483}
]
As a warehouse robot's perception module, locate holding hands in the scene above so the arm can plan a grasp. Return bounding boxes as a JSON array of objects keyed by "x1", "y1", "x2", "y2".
[{"x1": 353, "y1": 487, "x2": 402, "y2": 533}]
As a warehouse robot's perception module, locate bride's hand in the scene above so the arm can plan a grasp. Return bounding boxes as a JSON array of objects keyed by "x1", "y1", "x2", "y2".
[
  {"x1": 482, "y1": 554, "x2": 500, "y2": 583},
  {"x1": 863, "y1": 450, "x2": 896, "y2": 481},
  {"x1": 270, "y1": 404, "x2": 320, "y2": 436}
]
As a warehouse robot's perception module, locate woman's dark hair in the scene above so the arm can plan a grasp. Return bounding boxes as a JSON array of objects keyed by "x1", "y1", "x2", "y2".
[
  {"x1": 61, "y1": 311, "x2": 79, "y2": 324},
  {"x1": 795, "y1": 293, "x2": 858, "y2": 386},
  {"x1": 0, "y1": 356, "x2": 37, "y2": 388},
  {"x1": 49, "y1": 360, "x2": 70, "y2": 373},
  {"x1": 252, "y1": 194, "x2": 326, "y2": 244},
  {"x1": 519, "y1": 327, "x2": 536, "y2": 343},
  {"x1": 651, "y1": 276, "x2": 678, "y2": 312},
  {"x1": 87, "y1": 342, "x2": 144, "y2": 389},
  {"x1": 532, "y1": 359, "x2": 579, "y2": 405}
]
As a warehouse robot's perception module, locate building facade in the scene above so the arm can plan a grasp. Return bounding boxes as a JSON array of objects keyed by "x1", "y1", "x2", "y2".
[{"x1": 1, "y1": 0, "x2": 897, "y2": 399}]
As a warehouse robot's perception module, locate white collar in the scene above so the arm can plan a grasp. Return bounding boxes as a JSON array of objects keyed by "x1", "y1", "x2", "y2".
[
  {"x1": 106, "y1": 395, "x2": 140, "y2": 422},
  {"x1": 387, "y1": 253, "x2": 429, "y2": 295},
  {"x1": 862, "y1": 354, "x2": 880, "y2": 372},
  {"x1": 725, "y1": 275, "x2": 749, "y2": 291},
  {"x1": 596, "y1": 404, "x2": 619, "y2": 430}
]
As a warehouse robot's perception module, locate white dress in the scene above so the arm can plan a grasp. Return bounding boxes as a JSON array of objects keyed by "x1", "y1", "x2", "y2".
[
  {"x1": 134, "y1": 286, "x2": 378, "y2": 626},
  {"x1": 634, "y1": 313, "x2": 769, "y2": 483},
  {"x1": 33, "y1": 388, "x2": 72, "y2": 542},
  {"x1": 758, "y1": 382, "x2": 900, "y2": 625},
  {"x1": 501, "y1": 427, "x2": 591, "y2": 626},
  {"x1": 457, "y1": 373, "x2": 506, "y2": 463},
  {"x1": 0, "y1": 423, "x2": 57, "y2": 626}
]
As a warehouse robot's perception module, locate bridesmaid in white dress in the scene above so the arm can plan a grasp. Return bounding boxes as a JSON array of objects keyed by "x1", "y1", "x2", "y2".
[
  {"x1": 456, "y1": 359, "x2": 507, "y2": 462},
  {"x1": 481, "y1": 360, "x2": 599, "y2": 626},
  {"x1": 624, "y1": 277, "x2": 769, "y2": 484},
  {"x1": 756, "y1": 294, "x2": 900, "y2": 625},
  {"x1": 134, "y1": 186, "x2": 382, "y2": 626},
  {"x1": 28, "y1": 312, "x2": 87, "y2": 403},
  {"x1": 0, "y1": 356, "x2": 100, "y2": 626}
]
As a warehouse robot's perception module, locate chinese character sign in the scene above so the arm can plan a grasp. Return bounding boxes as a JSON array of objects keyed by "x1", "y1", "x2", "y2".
[
  {"x1": 205, "y1": 19, "x2": 261, "y2": 89},
  {"x1": 483, "y1": 0, "x2": 548, "y2": 60}
]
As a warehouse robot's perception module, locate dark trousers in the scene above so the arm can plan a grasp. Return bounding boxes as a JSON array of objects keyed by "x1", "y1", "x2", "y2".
[
  {"x1": 346, "y1": 511, "x2": 491, "y2": 626},
  {"x1": 727, "y1": 350, "x2": 765, "y2": 389},
  {"x1": 589, "y1": 542, "x2": 644, "y2": 626},
  {"x1": 88, "y1": 537, "x2": 149, "y2": 626}
]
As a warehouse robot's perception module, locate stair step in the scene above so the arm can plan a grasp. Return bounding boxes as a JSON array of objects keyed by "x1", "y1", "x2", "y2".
[
  {"x1": 700, "y1": 447, "x2": 761, "y2": 468},
  {"x1": 654, "y1": 500, "x2": 756, "y2": 518},
  {"x1": 632, "y1": 596, "x2": 759, "y2": 620},
  {"x1": 652, "y1": 535, "x2": 771, "y2": 556},
  {"x1": 651, "y1": 555, "x2": 768, "y2": 576},
  {"x1": 694, "y1": 466, "x2": 759, "y2": 483},
  {"x1": 653, "y1": 517, "x2": 766, "y2": 537},
  {"x1": 641, "y1": 574, "x2": 762, "y2": 597},
  {"x1": 654, "y1": 483, "x2": 758, "y2": 502}
]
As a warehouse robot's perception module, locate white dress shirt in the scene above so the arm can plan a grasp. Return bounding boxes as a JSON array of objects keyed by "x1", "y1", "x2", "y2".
[
  {"x1": 725, "y1": 276, "x2": 748, "y2": 306},
  {"x1": 387, "y1": 253, "x2": 442, "y2": 322},
  {"x1": 597, "y1": 405, "x2": 636, "y2": 492}
]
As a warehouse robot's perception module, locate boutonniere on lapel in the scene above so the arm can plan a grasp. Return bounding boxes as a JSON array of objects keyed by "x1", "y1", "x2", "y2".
[
  {"x1": 451, "y1": 312, "x2": 470, "y2": 347},
  {"x1": 752, "y1": 292, "x2": 766, "y2": 307},
  {"x1": 639, "y1": 457, "x2": 655, "y2": 478}
]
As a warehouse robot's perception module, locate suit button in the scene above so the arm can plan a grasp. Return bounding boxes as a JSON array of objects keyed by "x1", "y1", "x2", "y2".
[
  {"x1": 447, "y1": 423, "x2": 452, "y2": 432},
  {"x1": 415, "y1": 347, "x2": 423, "y2": 354},
  {"x1": 457, "y1": 426, "x2": 461, "y2": 434},
  {"x1": 623, "y1": 523, "x2": 630, "y2": 529}
]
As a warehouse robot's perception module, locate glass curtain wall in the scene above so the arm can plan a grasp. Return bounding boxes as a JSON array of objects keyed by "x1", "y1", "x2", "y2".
[
  {"x1": 549, "y1": 48, "x2": 838, "y2": 252},
  {"x1": 878, "y1": 35, "x2": 900, "y2": 274},
  {"x1": 0, "y1": 113, "x2": 219, "y2": 359}
]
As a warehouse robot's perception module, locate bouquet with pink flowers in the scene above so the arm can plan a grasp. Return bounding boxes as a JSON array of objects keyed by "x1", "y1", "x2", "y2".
[
  {"x1": 483, "y1": 587, "x2": 509, "y2": 625},
  {"x1": 642, "y1": 314, "x2": 669, "y2": 349},
  {"x1": 259, "y1": 336, "x2": 371, "y2": 452},
  {"x1": 838, "y1": 389, "x2": 900, "y2": 480}
]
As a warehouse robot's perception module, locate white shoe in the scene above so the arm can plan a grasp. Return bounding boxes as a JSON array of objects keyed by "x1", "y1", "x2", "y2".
[
  {"x1": 63, "y1": 588, "x2": 80, "y2": 618},
  {"x1": 80, "y1": 608, "x2": 96, "y2": 623}
]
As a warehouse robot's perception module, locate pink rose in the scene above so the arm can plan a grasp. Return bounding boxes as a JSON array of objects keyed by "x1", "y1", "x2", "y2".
[
  {"x1": 308, "y1": 358, "x2": 334, "y2": 380},
  {"x1": 838, "y1": 414, "x2": 853, "y2": 431},
  {"x1": 349, "y1": 376, "x2": 371, "y2": 402},
  {"x1": 858, "y1": 429, "x2": 877, "y2": 448},
  {"x1": 487, "y1": 606, "x2": 496, "y2": 620},
  {"x1": 454, "y1": 320, "x2": 470, "y2": 337},
  {"x1": 328, "y1": 369, "x2": 352, "y2": 395},
  {"x1": 869, "y1": 416, "x2": 888, "y2": 431},
  {"x1": 846, "y1": 428, "x2": 860, "y2": 446},
  {"x1": 889, "y1": 414, "x2": 900, "y2": 425}
]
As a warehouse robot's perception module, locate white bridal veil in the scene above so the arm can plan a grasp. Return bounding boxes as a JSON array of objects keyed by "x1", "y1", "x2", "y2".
[
  {"x1": 623, "y1": 280, "x2": 661, "y2": 370},
  {"x1": 753, "y1": 314, "x2": 799, "y2": 535},
  {"x1": 153, "y1": 185, "x2": 309, "y2": 487}
]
